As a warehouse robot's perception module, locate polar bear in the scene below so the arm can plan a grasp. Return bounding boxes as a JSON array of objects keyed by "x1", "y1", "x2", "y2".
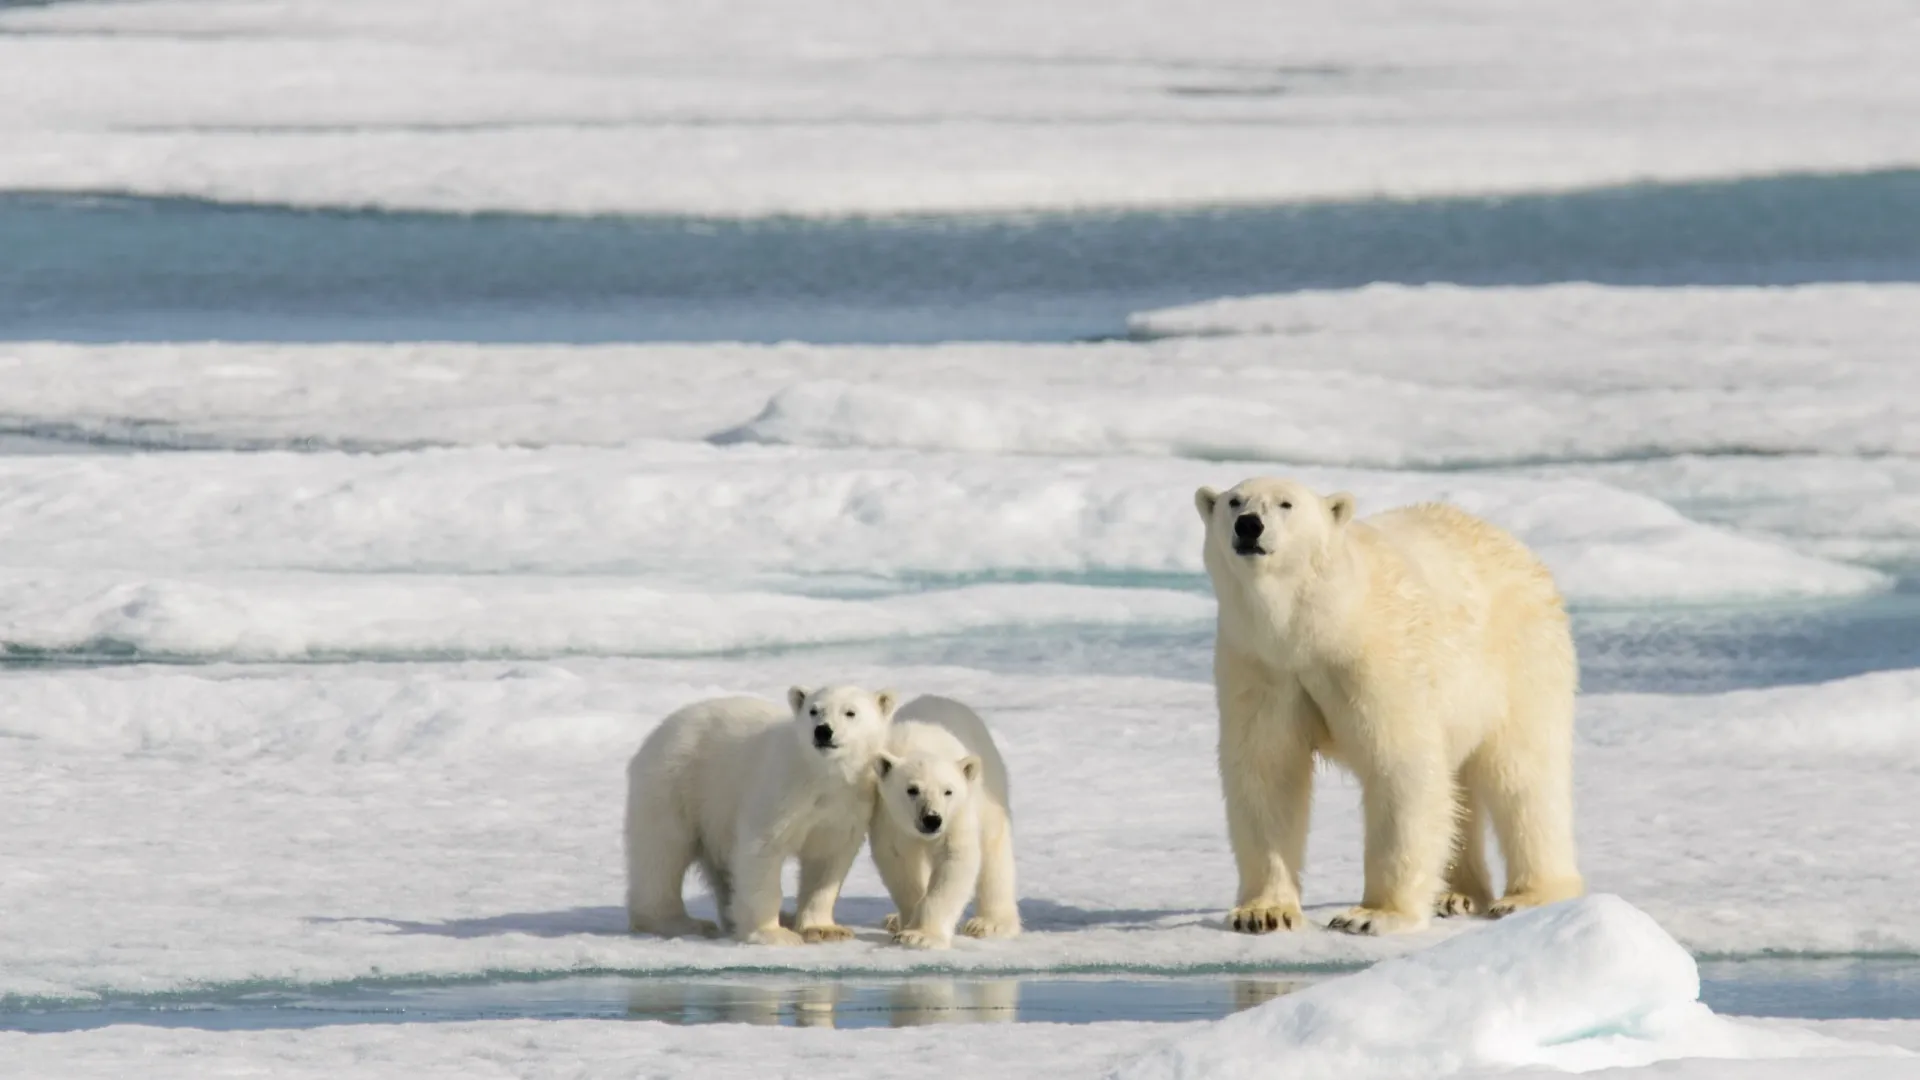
[
  {"x1": 869, "y1": 695, "x2": 1021, "y2": 949},
  {"x1": 1196, "y1": 477, "x2": 1583, "y2": 936},
  {"x1": 624, "y1": 685, "x2": 896, "y2": 945}
]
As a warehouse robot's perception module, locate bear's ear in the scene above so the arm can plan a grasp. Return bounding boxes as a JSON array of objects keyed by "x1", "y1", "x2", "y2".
[
  {"x1": 875, "y1": 752, "x2": 899, "y2": 780},
  {"x1": 875, "y1": 689, "x2": 899, "y2": 721},
  {"x1": 787, "y1": 685, "x2": 812, "y2": 714},
  {"x1": 1327, "y1": 492, "x2": 1357, "y2": 526},
  {"x1": 959, "y1": 755, "x2": 982, "y2": 784},
  {"x1": 1194, "y1": 486, "x2": 1220, "y2": 523}
]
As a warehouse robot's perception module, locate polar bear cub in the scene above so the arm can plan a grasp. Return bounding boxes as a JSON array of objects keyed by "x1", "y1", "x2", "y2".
[
  {"x1": 625, "y1": 685, "x2": 897, "y2": 946},
  {"x1": 869, "y1": 695, "x2": 1021, "y2": 949},
  {"x1": 1196, "y1": 477, "x2": 1584, "y2": 937}
]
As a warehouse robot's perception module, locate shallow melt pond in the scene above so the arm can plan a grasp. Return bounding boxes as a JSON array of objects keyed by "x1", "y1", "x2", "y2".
[{"x1": 6, "y1": 961, "x2": 1917, "y2": 1033}]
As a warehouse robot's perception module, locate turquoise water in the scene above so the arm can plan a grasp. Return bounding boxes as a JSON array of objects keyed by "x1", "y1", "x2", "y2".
[
  {"x1": 6, "y1": 961, "x2": 1916, "y2": 1033},
  {"x1": 4, "y1": 170, "x2": 1919, "y2": 343}
]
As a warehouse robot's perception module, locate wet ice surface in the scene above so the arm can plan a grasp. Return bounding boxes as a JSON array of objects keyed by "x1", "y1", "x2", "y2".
[{"x1": 6, "y1": 961, "x2": 1919, "y2": 1034}]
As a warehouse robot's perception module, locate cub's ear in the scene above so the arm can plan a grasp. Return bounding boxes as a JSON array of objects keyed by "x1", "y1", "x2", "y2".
[
  {"x1": 875, "y1": 752, "x2": 899, "y2": 780},
  {"x1": 1194, "y1": 486, "x2": 1221, "y2": 523},
  {"x1": 875, "y1": 689, "x2": 900, "y2": 721},
  {"x1": 959, "y1": 755, "x2": 982, "y2": 784},
  {"x1": 788, "y1": 685, "x2": 812, "y2": 714},
  {"x1": 1327, "y1": 492, "x2": 1357, "y2": 526}
]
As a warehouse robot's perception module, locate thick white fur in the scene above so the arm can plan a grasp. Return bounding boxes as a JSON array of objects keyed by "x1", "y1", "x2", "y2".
[
  {"x1": 624, "y1": 685, "x2": 897, "y2": 946},
  {"x1": 1197, "y1": 477, "x2": 1584, "y2": 936},
  {"x1": 869, "y1": 695, "x2": 1021, "y2": 949}
]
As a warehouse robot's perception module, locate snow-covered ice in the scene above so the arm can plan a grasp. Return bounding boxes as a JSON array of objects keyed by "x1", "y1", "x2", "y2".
[
  {"x1": 1113, "y1": 896, "x2": 1906, "y2": 1079},
  {"x1": 2, "y1": 1, "x2": 1918, "y2": 214}
]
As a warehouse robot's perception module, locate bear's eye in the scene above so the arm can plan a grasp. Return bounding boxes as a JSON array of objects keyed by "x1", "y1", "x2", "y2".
[
  {"x1": 906, "y1": 785, "x2": 920, "y2": 797},
  {"x1": 1279, "y1": 501, "x2": 1292, "y2": 510},
  {"x1": 943, "y1": 789, "x2": 953, "y2": 797},
  {"x1": 809, "y1": 706, "x2": 820, "y2": 717},
  {"x1": 844, "y1": 708, "x2": 855, "y2": 718},
  {"x1": 1227, "y1": 497, "x2": 1242, "y2": 511}
]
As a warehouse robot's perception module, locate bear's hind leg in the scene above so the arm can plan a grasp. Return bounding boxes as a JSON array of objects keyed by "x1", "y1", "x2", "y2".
[
  {"x1": 1437, "y1": 781, "x2": 1495, "y2": 917},
  {"x1": 1472, "y1": 737, "x2": 1584, "y2": 917},
  {"x1": 625, "y1": 807, "x2": 716, "y2": 939},
  {"x1": 963, "y1": 803, "x2": 1021, "y2": 939}
]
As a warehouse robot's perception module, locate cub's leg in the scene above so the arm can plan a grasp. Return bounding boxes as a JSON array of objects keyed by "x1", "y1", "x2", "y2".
[
  {"x1": 624, "y1": 788, "x2": 716, "y2": 938},
  {"x1": 963, "y1": 802, "x2": 1021, "y2": 939},
  {"x1": 729, "y1": 840, "x2": 803, "y2": 946},
  {"x1": 792, "y1": 822, "x2": 865, "y2": 943},
  {"x1": 896, "y1": 835, "x2": 982, "y2": 950},
  {"x1": 873, "y1": 828, "x2": 932, "y2": 934}
]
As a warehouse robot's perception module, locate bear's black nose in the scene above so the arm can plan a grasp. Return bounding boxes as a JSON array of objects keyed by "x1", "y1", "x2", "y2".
[
  {"x1": 918, "y1": 812, "x2": 943, "y2": 834},
  {"x1": 812, "y1": 723, "x2": 835, "y2": 747},
  {"x1": 1234, "y1": 513, "x2": 1264, "y2": 541}
]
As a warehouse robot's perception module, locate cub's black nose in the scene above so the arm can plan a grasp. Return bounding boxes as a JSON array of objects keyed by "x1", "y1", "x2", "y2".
[
  {"x1": 1234, "y1": 514, "x2": 1264, "y2": 541},
  {"x1": 918, "y1": 813, "x2": 943, "y2": 834},
  {"x1": 813, "y1": 723, "x2": 834, "y2": 746}
]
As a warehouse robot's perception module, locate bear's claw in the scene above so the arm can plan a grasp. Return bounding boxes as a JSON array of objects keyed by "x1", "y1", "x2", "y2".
[
  {"x1": 961, "y1": 915, "x2": 1019, "y2": 939},
  {"x1": 799, "y1": 924, "x2": 856, "y2": 943},
  {"x1": 1434, "y1": 892, "x2": 1482, "y2": 918},
  {"x1": 892, "y1": 928, "x2": 950, "y2": 950},
  {"x1": 743, "y1": 925, "x2": 807, "y2": 947},
  {"x1": 1327, "y1": 906, "x2": 1426, "y2": 935},
  {"x1": 1227, "y1": 902, "x2": 1303, "y2": 933}
]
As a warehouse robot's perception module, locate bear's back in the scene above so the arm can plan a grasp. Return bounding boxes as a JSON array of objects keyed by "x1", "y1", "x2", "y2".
[
  {"x1": 894, "y1": 695, "x2": 1012, "y2": 811},
  {"x1": 1363, "y1": 502, "x2": 1563, "y2": 611}
]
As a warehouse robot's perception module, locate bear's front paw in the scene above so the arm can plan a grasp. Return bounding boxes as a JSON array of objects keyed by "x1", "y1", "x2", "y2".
[
  {"x1": 799, "y1": 924, "x2": 856, "y2": 944},
  {"x1": 1327, "y1": 906, "x2": 1427, "y2": 936},
  {"x1": 1227, "y1": 902, "x2": 1304, "y2": 934},
  {"x1": 882, "y1": 912, "x2": 903, "y2": 933},
  {"x1": 1434, "y1": 892, "x2": 1484, "y2": 918},
  {"x1": 742, "y1": 925, "x2": 807, "y2": 947},
  {"x1": 892, "y1": 928, "x2": 952, "y2": 950},
  {"x1": 961, "y1": 915, "x2": 1020, "y2": 939}
]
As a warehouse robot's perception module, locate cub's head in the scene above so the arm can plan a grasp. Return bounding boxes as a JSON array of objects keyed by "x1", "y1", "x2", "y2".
[
  {"x1": 1194, "y1": 477, "x2": 1355, "y2": 574},
  {"x1": 787, "y1": 684, "x2": 898, "y2": 765},
  {"x1": 874, "y1": 722, "x2": 980, "y2": 841}
]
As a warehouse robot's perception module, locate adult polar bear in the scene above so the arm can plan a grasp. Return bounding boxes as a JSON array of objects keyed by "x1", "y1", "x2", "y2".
[{"x1": 1196, "y1": 477, "x2": 1583, "y2": 936}]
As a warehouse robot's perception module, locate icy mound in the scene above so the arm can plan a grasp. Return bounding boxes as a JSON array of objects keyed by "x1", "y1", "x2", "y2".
[{"x1": 1113, "y1": 896, "x2": 1894, "y2": 1080}]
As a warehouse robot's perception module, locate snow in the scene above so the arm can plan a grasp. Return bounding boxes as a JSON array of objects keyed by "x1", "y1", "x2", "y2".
[
  {"x1": 2, "y1": 1, "x2": 1918, "y2": 214},
  {"x1": 0, "y1": 1016, "x2": 1914, "y2": 1080},
  {"x1": 1113, "y1": 896, "x2": 1905, "y2": 1079},
  {"x1": 5, "y1": 658, "x2": 1920, "y2": 1006}
]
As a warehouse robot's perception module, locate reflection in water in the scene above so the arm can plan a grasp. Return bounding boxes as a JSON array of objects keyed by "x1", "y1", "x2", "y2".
[{"x1": 620, "y1": 976, "x2": 1304, "y2": 1028}]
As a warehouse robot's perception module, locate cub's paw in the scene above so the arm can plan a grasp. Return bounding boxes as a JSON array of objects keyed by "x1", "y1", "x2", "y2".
[
  {"x1": 1327, "y1": 906, "x2": 1427, "y2": 936},
  {"x1": 742, "y1": 926, "x2": 806, "y2": 947},
  {"x1": 1434, "y1": 892, "x2": 1484, "y2": 918},
  {"x1": 1227, "y1": 902, "x2": 1304, "y2": 934},
  {"x1": 892, "y1": 928, "x2": 952, "y2": 950},
  {"x1": 799, "y1": 924, "x2": 856, "y2": 944},
  {"x1": 882, "y1": 912, "x2": 904, "y2": 933},
  {"x1": 962, "y1": 915, "x2": 1021, "y2": 939}
]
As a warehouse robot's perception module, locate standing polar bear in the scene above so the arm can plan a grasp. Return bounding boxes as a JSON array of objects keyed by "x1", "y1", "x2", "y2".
[
  {"x1": 1196, "y1": 477, "x2": 1583, "y2": 936},
  {"x1": 869, "y1": 695, "x2": 1021, "y2": 949},
  {"x1": 625, "y1": 685, "x2": 896, "y2": 945}
]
